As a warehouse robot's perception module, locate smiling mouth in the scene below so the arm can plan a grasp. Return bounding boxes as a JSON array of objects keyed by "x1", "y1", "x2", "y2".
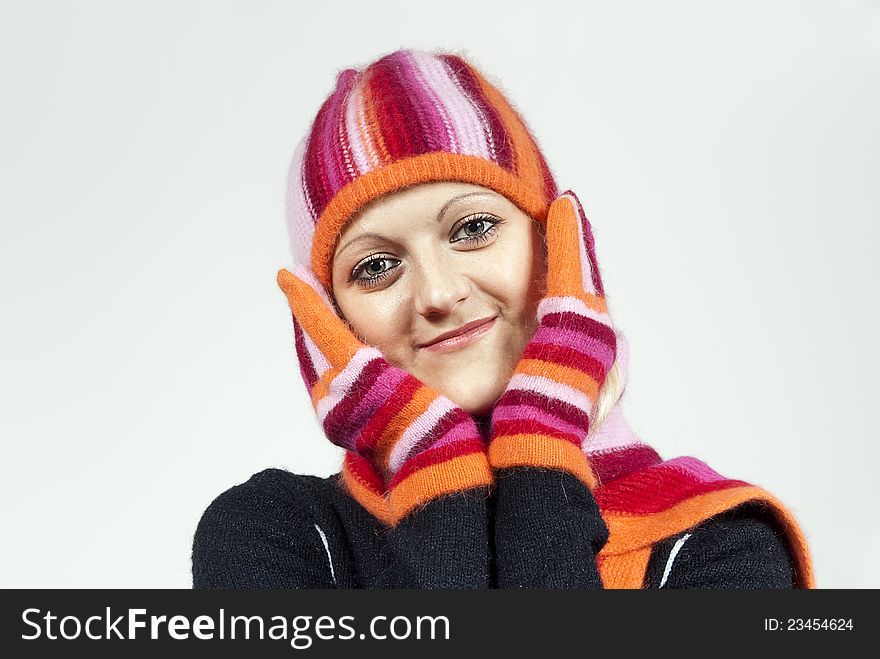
[{"x1": 419, "y1": 317, "x2": 497, "y2": 353}]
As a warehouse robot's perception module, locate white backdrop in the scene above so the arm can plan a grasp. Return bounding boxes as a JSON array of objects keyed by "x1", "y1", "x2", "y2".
[{"x1": 2, "y1": 0, "x2": 877, "y2": 588}]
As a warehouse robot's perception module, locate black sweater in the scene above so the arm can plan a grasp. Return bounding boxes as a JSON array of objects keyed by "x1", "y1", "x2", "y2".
[{"x1": 191, "y1": 466, "x2": 796, "y2": 589}]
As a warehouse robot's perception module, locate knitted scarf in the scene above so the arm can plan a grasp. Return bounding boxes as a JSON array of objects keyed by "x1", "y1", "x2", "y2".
[{"x1": 339, "y1": 334, "x2": 816, "y2": 589}]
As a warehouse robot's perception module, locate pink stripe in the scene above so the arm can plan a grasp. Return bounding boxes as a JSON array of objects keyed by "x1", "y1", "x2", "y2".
[
  {"x1": 337, "y1": 101, "x2": 358, "y2": 182},
  {"x1": 302, "y1": 331, "x2": 330, "y2": 380},
  {"x1": 442, "y1": 54, "x2": 503, "y2": 165},
  {"x1": 388, "y1": 395, "x2": 457, "y2": 473},
  {"x1": 531, "y1": 326, "x2": 616, "y2": 369},
  {"x1": 355, "y1": 80, "x2": 382, "y2": 169},
  {"x1": 506, "y1": 373, "x2": 593, "y2": 415},
  {"x1": 284, "y1": 138, "x2": 316, "y2": 267},
  {"x1": 319, "y1": 85, "x2": 349, "y2": 193},
  {"x1": 427, "y1": 416, "x2": 483, "y2": 451},
  {"x1": 538, "y1": 296, "x2": 613, "y2": 326},
  {"x1": 664, "y1": 456, "x2": 726, "y2": 483},
  {"x1": 400, "y1": 51, "x2": 453, "y2": 152},
  {"x1": 584, "y1": 404, "x2": 644, "y2": 455},
  {"x1": 567, "y1": 192, "x2": 598, "y2": 296},
  {"x1": 304, "y1": 99, "x2": 334, "y2": 212},
  {"x1": 333, "y1": 366, "x2": 410, "y2": 445},
  {"x1": 443, "y1": 57, "x2": 497, "y2": 161},
  {"x1": 434, "y1": 56, "x2": 491, "y2": 159},
  {"x1": 315, "y1": 347, "x2": 382, "y2": 421},
  {"x1": 565, "y1": 190, "x2": 605, "y2": 297},
  {"x1": 293, "y1": 265, "x2": 335, "y2": 306},
  {"x1": 407, "y1": 50, "x2": 460, "y2": 153},
  {"x1": 344, "y1": 82, "x2": 371, "y2": 173},
  {"x1": 492, "y1": 403, "x2": 586, "y2": 440}
]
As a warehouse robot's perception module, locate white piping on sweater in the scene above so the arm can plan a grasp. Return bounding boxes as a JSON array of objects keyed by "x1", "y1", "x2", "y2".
[
  {"x1": 313, "y1": 523, "x2": 336, "y2": 585},
  {"x1": 312, "y1": 524, "x2": 690, "y2": 589},
  {"x1": 659, "y1": 533, "x2": 692, "y2": 588}
]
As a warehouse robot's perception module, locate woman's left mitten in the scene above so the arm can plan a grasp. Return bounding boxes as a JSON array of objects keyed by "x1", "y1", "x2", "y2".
[{"x1": 488, "y1": 190, "x2": 617, "y2": 491}]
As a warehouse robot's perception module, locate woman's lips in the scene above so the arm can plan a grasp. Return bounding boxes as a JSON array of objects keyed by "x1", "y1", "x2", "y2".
[{"x1": 420, "y1": 317, "x2": 497, "y2": 353}]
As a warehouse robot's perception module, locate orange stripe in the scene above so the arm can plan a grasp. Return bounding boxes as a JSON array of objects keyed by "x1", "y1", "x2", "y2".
[
  {"x1": 309, "y1": 366, "x2": 343, "y2": 409},
  {"x1": 545, "y1": 197, "x2": 585, "y2": 297},
  {"x1": 353, "y1": 86, "x2": 379, "y2": 168},
  {"x1": 310, "y1": 153, "x2": 551, "y2": 287},
  {"x1": 361, "y1": 69, "x2": 392, "y2": 165},
  {"x1": 515, "y1": 358, "x2": 601, "y2": 402},
  {"x1": 598, "y1": 485, "x2": 815, "y2": 589},
  {"x1": 468, "y1": 66, "x2": 546, "y2": 195},
  {"x1": 488, "y1": 433, "x2": 597, "y2": 490},
  {"x1": 597, "y1": 548, "x2": 653, "y2": 589},
  {"x1": 340, "y1": 458, "x2": 394, "y2": 527},
  {"x1": 542, "y1": 198, "x2": 609, "y2": 312},
  {"x1": 388, "y1": 452, "x2": 494, "y2": 525},
  {"x1": 276, "y1": 269, "x2": 362, "y2": 365}
]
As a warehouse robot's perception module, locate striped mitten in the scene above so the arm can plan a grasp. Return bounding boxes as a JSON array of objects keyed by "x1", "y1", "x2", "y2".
[
  {"x1": 277, "y1": 267, "x2": 494, "y2": 526},
  {"x1": 488, "y1": 190, "x2": 617, "y2": 490}
]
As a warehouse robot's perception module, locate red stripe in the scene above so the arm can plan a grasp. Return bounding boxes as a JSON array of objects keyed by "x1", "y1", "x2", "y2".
[
  {"x1": 491, "y1": 417, "x2": 582, "y2": 446},
  {"x1": 541, "y1": 312, "x2": 617, "y2": 347},
  {"x1": 291, "y1": 314, "x2": 318, "y2": 391},
  {"x1": 439, "y1": 54, "x2": 513, "y2": 171},
  {"x1": 354, "y1": 374, "x2": 422, "y2": 456},
  {"x1": 401, "y1": 408, "x2": 473, "y2": 462},
  {"x1": 385, "y1": 52, "x2": 434, "y2": 156},
  {"x1": 322, "y1": 357, "x2": 387, "y2": 449},
  {"x1": 536, "y1": 141, "x2": 558, "y2": 204},
  {"x1": 494, "y1": 388, "x2": 590, "y2": 431},
  {"x1": 562, "y1": 189, "x2": 605, "y2": 297},
  {"x1": 521, "y1": 341, "x2": 608, "y2": 384},
  {"x1": 346, "y1": 451, "x2": 385, "y2": 495},
  {"x1": 303, "y1": 98, "x2": 335, "y2": 217},
  {"x1": 589, "y1": 445, "x2": 662, "y2": 482},
  {"x1": 368, "y1": 59, "x2": 418, "y2": 160},
  {"x1": 333, "y1": 69, "x2": 360, "y2": 186},
  {"x1": 387, "y1": 438, "x2": 486, "y2": 490},
  {"x1": 594, "y1": 462, "x2": 751, "y2": 514}
]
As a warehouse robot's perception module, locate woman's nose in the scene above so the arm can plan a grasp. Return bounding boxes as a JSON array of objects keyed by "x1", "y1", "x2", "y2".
[{"x1": 411, "y1": 253, "x2": 471, "y2": 318}]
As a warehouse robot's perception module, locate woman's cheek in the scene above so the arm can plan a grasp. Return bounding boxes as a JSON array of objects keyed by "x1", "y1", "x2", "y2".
[
  {"x1": 366, "y1": 292, "x2": 411, "y2": 357},
  {"x1": 492, "y1": 252, "x2": 535, "y2": 317}
]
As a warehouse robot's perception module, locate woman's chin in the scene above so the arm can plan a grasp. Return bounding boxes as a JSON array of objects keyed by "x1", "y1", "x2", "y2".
[
  {"x1": 441, "y1": 385, "x2": 503, "y2": 417},
  {"x1": 461, "y1": 398, "x2": 496, "y2": 417},
  {"x1": 408, "y1": 363, "x2": 507, "y2": 415}
]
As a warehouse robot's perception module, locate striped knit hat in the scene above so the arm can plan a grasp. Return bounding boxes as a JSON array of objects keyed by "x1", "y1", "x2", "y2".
[{"x1": 285, "y1": 48, "x2": 560, "y2": 290}]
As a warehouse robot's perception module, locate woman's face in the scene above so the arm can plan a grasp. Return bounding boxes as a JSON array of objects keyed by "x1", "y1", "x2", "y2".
[{"x1": 331, "y1": 181, "x2": 547, "y2": 416}]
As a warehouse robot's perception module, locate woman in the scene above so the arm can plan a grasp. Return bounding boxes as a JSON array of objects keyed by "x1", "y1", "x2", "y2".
[{"x1": 192, "y1": 48, "x2": 814, "y2": 588}]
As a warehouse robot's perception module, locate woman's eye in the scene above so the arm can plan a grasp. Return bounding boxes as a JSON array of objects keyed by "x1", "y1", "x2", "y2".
[
  {"x1": 451, "y1": 214, "x2": 502, "y2": 244},
  {"x1": 351, "y1": 254, "x2": 400, "y2": 288}
]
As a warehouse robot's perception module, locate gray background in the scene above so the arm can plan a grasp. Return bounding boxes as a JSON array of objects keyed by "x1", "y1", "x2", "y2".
[{"x1": 2, "y1": 0, "x2": 877, "y2": 587}]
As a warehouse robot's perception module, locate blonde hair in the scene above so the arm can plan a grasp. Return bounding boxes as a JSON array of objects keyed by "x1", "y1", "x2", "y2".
[{"x1": 587, "y1": 358, "x2": 623, "y2": 439}]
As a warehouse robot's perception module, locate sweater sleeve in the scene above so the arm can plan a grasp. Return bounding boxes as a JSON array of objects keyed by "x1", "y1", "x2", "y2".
[
  {"x1": 191, "y1": 472, "x2": 338, "y2": 589},
  {"x1": 192, "y1": 469, "x2": 493, "y2": 589},
  {"x1": 643, "y1": 504, "x2": 796, "y2": 589},
  {"x1": 491, "y1": 466, "x2": 609, "y2": 588},
  {"x1": 372, "y1": 484, "x2": 493, "y2": 588}
]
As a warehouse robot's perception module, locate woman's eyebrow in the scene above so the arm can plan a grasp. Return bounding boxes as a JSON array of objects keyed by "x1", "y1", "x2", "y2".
[
  {"x1": 336, "y1": 192, "x2": 502, "y2": 257},
  {"x1": 336, "y1": 232, "x2": 388, "y2": 258},
  {"x1": 435, "y1": 191, "x2": 501, "y2": 222}
]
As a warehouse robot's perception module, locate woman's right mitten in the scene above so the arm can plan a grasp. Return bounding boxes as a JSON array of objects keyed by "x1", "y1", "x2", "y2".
[{"x1": 276, "y1": 267, "x2": 494, "y2": 528}]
